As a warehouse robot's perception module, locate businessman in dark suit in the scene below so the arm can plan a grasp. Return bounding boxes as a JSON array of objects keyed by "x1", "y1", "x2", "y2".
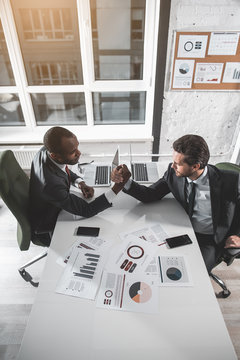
[
  {"x1": 29, "y1": 126, "x2": 127, "y2": 246},
  {"x1": 112, "y1": 134, "x2": 240, "y2": 273}
]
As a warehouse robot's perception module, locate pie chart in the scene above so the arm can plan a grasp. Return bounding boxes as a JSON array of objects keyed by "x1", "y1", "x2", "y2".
[
  {"x1": 129, "y1": 282, "x2": 152, "y2": 303},
  {"x1": 179, "y1": 63, "x2": 189, "y2": 74},
  {"x1": 166, "y1": 267, "x2": 182, "y2": 281}
]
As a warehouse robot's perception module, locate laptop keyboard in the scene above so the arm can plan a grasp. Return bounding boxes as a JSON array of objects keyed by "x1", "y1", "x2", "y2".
[
  {"x1": 131, "y1": 163, "x2": 148, "y2": 182},
  {"x1": 95, "y1": 166, "x2": 110, "y2": 185}
]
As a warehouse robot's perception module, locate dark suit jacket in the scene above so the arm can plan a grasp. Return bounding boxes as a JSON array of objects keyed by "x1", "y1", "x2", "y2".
[
  {"x1": 124, "y1": 163, "x2": 240, "y2": 245},
  {"x1": 29, "y1": 147, "x2": 111, "y2": 235}
]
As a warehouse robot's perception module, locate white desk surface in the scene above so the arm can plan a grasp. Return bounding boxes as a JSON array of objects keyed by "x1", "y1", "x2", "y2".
[{"x1": 17, "y1": 190, "x2": 237, "y2": 360}]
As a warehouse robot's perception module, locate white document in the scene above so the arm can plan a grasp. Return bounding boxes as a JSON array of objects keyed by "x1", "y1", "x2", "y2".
[
  {"x1": 96, "y1": 271, "x2": 159, "y2": 313},
  {"x1": 177, "y1": 35, "x2": 208, "y2": 58},
  {"x1": 194, "y1": 63, "x2": 223, "y2": 84},
  {"x1": 57, "y1": 236, "x2": 108, "y2": 267},
  {"x1": 158, "y1": 255, "x2": 192, "y2": 286},
  {"x1": 56, "y1": 247, "x2": 107, "y2": 300},
  {"x1": 105, "y1": 235, "x2": 158, "y2": 276},
  {"x1": 223, "y1": 62, "x2": 240, "y2": 83},
  {"x1": 144, "y1": 255, "x2": 192, "y2": 286},
  {"x1": 172, "y1": 59, "x2": 195, "y2": 89},
  {"x1": 120, "y1": 223, "x2": 168, "y2": 245},
  {"x1": 208, "y1": 32, "x2": 239, "y2": 55}
]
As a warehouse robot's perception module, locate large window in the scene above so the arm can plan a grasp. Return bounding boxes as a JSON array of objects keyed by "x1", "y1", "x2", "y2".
[{"x1": 0, "y1": 0, "x2": 159, "y2": 141}]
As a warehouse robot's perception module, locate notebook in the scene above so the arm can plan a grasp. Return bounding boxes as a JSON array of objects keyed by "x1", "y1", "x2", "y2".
[
  {"x1": 129, "y1": 145, "x2": 159, "y2": 183},
  {"x1": 78, "y1": 149, "x2": 119, "y2": 187}
]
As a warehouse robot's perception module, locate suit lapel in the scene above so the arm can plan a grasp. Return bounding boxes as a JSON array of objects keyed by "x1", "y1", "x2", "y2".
[
  {"x1": 208, "y1": 165, "x2": 221, "y2": 232},
  {"x1": 175, "y1": 175, "x2": 188, "y2": 212}
]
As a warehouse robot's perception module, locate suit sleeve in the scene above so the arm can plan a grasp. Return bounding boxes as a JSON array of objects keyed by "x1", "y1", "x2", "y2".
[
  {"x1": 123, "y1": 164, "x2": 171, "y2": 203},
  {"x1": 43, "y1": 180, "x2": 111, "y2": 218}
]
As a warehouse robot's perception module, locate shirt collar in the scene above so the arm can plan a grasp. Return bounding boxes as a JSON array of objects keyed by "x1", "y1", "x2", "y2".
[
  {"x1": 47, "y1": 151, "x2": 66, "y2": 172},
  {"x1": 186, "y1": 166, "x2": 208, "y2": 184}
]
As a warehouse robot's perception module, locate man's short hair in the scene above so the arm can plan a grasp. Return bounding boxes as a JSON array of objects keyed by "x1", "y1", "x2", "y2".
[
  {"x1": 43, "y1": 126, "x2": 75, "y2": 154},
  {"x1": 173, "y1": 134, "x2": 210, "y2": 169}
]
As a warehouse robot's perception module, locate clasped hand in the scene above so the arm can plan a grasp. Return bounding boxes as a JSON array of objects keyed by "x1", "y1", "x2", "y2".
[{"x1": 111, "y1": 164, "x2": 131, "y2": 184}]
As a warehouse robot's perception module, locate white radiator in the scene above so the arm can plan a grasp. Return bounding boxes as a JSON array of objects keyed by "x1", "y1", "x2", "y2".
[{"x1": 0, "y1": 147, "x2": 40, "y2": 170}]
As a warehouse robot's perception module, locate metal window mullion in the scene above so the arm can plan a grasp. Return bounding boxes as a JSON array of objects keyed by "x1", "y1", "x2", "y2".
[
  {"x1": 49, "y1": 9, "x2": 55, "y2": 39},
  {"x1": 59, "y1": 8, "x2": 65, "y2": 35},
  {"x1": 29, "y1": 9, "x2": 35, "y2": 39},
  {"x1": 39, "y1": 9, "x2": 46, "y2": 39}
]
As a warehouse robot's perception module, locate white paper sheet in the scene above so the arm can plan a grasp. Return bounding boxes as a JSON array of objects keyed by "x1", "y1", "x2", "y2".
[
  {"x1": 223, "y1": 62, "x2": 240, "y2": 83},
  {"x1": 119, "y1": 223, "x2": 168, "y2": 245},
  {"x1": 208, "y1": 32, "x2": 239, "y2": 55},
  {"x1": 57, "y1": 236, "x2": 108, "y2": 267},
  {"x1": 144, "y1": 255, "x2": 192, "y2": 286},
  {"x1": 194, "y1": 63, "x2": 223, "y2": 84},
  {"x1": 56, "y1": 247, "x2": 107, "y2": 300},
  {"x1": 177, "y1": 35, "x2": 208, "y2": 58},
  {"x1": 105, "y1": 235, "x2": 158, "y2": 276},
  {"x1": 96, "y1": 271, "x2": 159, "y2": 313},
  {"x1": 172, "y1": 59, "x2": 195, "y2": 89}
]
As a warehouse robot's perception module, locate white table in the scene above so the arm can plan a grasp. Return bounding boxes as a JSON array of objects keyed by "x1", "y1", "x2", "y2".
[{"x1": 17, "y1": 190, "x2": 237, "y2": 360}]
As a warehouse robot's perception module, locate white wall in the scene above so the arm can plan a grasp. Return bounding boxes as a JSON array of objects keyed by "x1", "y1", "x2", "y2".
[{"x1": 159, "y1": 0, "x2": 240, "y2": 164}]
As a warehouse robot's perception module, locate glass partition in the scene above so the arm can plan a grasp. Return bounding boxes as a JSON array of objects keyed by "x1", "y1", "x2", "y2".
[
  {"x1": 11, "y1": 0, "x2": 83, "y2": 85},
  {"x1": 90, "y1": 0, "x2": 145, "y2": 80},
  {"x1": 0, "y1": 93, "x2": 25, "y2": 126},
  {"x1": 93, "y1": 91, "x2": 146, "y2": 124},
  {"x1": 31, "y1": 93, "x2": 87, "y2": 125}
]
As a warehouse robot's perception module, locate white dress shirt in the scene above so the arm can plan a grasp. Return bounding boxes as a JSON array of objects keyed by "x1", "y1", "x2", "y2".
[{"x1": 186, "y1": 166, "x2": 214, "y2": 234}]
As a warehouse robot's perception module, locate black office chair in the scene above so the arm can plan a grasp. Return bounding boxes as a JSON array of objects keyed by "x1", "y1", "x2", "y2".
[
  {"x1": 0, "y1": 150, "x2": 48, "y2": 287},
  {"x1": 210, "y1": 162, "x2": 240, "y2": 298}
]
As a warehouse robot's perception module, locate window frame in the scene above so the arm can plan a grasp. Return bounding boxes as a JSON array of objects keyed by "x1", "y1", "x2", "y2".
[{"x1": 0, "y1": 0, "x2": 160, "y2": 144}]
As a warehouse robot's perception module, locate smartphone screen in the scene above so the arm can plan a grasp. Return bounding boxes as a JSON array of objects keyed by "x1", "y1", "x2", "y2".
[
  {"x1": 165, "y1": 234, "x2": 192, "y2": 248},
  {"x1": 76, "y1": 226, "x2": 100, "y2": 237}
]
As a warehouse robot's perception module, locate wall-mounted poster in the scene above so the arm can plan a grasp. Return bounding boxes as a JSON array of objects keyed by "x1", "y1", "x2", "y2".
[
  {"x1": 172, "y1": 59, "x2": 195, "y2": 88},
  {"x1": 208, "y1": 32, "x2": 239, "y2": 56},
  {"x1": 194, "y1": 63, "x2": 223, "y2": 84},
  {"x1": 171, "y1": 31, "x2": 240, "y2": 90},
  {"x1": 177, "y1": 35, "x2": 208, "y2": 58},
  {"x1": 223, "y1": 62, "x2": 240, "y2": 83}
]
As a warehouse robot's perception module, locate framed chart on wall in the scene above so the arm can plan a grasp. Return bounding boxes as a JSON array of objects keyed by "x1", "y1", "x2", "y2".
[{"x1": 170, "y1": 31, "x2": 240, "y2": 90}]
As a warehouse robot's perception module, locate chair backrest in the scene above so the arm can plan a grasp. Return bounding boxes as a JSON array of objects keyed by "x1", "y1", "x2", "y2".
[
  {"x1": 215, "y1": 162, "x2": 240, "y2": 173},
  {"x1": 215, "y1": 161, "x2": 240, "y2": 265},
  {"x1": 0, "y1": 150, "x2": 31, "y2": 250}
]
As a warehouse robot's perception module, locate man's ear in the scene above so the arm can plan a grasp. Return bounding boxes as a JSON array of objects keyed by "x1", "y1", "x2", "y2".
[
  {"x1": 193, "y1": 163, "x2": 201, "y2": 171},
  {"x1": 50, "y1": 152, "x2": 62, "y2": 163}
]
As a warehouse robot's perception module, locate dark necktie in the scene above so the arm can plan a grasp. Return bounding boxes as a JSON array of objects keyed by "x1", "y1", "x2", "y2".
[
  {"x1": 65, "y1": 165, "x2": 71, "y2": 187},
  {"x1": 188, "y1": 181, "x2": 196, "y2": 218}
]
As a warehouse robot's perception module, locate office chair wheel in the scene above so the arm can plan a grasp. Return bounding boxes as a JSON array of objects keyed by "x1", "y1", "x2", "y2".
[
  {"x1": 18, "y1": 269, "x2": 39, "y2": 287},
  {"x1": 220, "y1": 289, "x2": 231, "y2": 298}
]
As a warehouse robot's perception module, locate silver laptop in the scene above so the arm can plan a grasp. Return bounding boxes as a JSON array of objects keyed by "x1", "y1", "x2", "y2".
[
  {"x1": 129, "y1": 145, "x2": 159, "y2": 183},
  {"x1": 78, "y1": 149, "x2": 119, "y2": 187}
]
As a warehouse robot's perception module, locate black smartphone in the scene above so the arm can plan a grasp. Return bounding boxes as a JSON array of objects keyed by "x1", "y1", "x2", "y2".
[
  {"x1": 76, "y1": 226, "x2": 100, "y2": 237},
  {"x1": 165, "y1": 234, "x2": 192, "y2": 248}
]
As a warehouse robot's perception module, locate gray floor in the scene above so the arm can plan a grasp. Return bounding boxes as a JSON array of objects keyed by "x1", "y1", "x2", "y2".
[{"x1": 0, "y1": 198, "x2": 239, "y2": 360}]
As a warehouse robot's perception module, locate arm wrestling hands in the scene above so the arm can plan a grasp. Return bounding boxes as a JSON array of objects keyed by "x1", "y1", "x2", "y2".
[
  {"x1": 77, "y1": 164, "x2": 131, "y2": 199},
  {"x1": 111, "y1": 165, "x2": 131, "y2": 194},
  {"x1": 111, "y1": 164, "x2": 131, "y2": 185}
]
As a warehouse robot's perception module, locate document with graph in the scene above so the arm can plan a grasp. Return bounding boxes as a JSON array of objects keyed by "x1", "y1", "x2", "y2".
[
  {"x1": 56, "y1": 247, "x2": 107, "y2": 300},
  {"x1": 96, "y1": 271, "x2": 159, "y2": 314}
]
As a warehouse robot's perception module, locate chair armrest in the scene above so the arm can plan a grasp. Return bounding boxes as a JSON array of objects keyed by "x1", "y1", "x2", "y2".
[{"x1": 223, "y1": 248, "x2": 240, "y2": 266}]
